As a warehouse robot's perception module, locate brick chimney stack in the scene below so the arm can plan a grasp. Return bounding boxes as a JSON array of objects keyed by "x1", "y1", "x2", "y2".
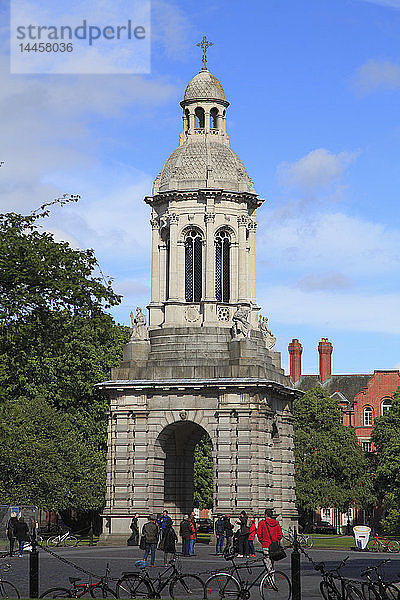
[
  {"x1": 288, "y1": 339, "x2": 303, "y2": 383},
  {"x1": 318, "y1": 338, "x2": 333, "y2": 382}
]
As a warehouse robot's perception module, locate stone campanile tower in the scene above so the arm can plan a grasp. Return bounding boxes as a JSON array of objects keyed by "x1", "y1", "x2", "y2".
[
  {"x1": 147, "y1": 65, "x2": 261, "y2": 331},
  {"x1": 98, "y1": 53, "x2": 300, "y2": 542}
]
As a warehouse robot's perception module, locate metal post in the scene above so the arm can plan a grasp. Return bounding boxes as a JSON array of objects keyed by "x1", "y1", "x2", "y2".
[
  {"x1": 291, "y1": 529, "x2": 301, "y2": 600},
  {"x1": 29, "y1": 531, "x2": 39, "y2": 598}
]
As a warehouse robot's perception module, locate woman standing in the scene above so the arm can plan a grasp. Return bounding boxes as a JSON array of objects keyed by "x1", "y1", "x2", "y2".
[
  {"x1": 248, "y1": 516, "x2": 256, "y2": 557},
  {"x1": 160, "y1": 521, "x2": 178, "y2": 566}
]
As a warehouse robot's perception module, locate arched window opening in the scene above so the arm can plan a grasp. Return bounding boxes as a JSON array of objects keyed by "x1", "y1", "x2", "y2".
[
  {"x1": 185, "y1": 229, "x2": 203, "y2": 302},
  {"x1": 184, "y1": 109, "x2": 190, "y2": 131},
  {"x1": 382, "y1": 397, "x2": 392, "y2": 415},
  {"x1": 215, "y1": 230, "x2": 230, "y2": 303},
  {"x1": 194, "y1": 107, "x2": 205, "y2": 129},
  {"x1": 210, "y1": 107, "x2": 218, "y2": 129},
  {"x1": 364, "y1": 406, "x2": 373, "y2": 427}
]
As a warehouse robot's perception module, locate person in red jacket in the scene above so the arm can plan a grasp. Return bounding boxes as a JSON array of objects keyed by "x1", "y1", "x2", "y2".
[
  {"x1": 248, "y1": 516, "x2": 256, "y2": 557},
  {"x1": 256, "y1": 508, "x2": 283, "y2": 571}
]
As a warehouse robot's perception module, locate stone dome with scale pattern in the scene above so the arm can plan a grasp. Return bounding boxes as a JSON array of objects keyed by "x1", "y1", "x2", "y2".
[
  {"x1": 183, "y1": 68, "x2": 226, "y2": 102},
  {"x1": 153, "y1": 68, "x2": 255, "y2": 195}
]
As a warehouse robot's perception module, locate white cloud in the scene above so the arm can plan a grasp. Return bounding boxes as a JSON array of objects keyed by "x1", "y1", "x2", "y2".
[
  {"x1": 278, "y1": 148, "x2": 358, "y2": 192},
  {"x1": 353, "y1": 60, "x2": 400, "y2": 94},
  {"x1": 258, "y1": 211, "x2": 400, "y2": 276},
  {"x1": 259, "y1": 285, "x2": 400, "y2": 334},
  {"x1": 296, "y1": 272, "x2": 353, "y2": 292}
]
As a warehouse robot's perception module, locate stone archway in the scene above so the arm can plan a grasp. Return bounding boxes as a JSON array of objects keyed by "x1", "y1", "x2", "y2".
[{"x1": 154, "y1": 420, "x2": 212, "y2": 520}]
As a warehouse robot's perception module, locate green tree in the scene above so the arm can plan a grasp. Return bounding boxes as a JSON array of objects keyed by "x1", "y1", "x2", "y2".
[
  {"x1": 294, "y1": 387, "x2": 375, "y2": 525},
  {"x1": 194, "y1": 435, "x2": 213, "y2": 510},
  {"x1": 0, "y1": 199, "x2": 130, "y2": 509},
  {"x1": 371, "y1": 388, "x2": 400, "y2": 533},
  {"x1": 0, "y1": 396, "x2": 105, "y2": 509}
]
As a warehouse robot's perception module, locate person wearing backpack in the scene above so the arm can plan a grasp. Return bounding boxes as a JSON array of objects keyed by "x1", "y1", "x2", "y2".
[{"x1": 256, "y1": 508, "x2": 283, "y2": 571}]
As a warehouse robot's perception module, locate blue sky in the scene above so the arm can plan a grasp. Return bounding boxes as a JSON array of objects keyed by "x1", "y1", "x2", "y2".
[{"x1": 1, "y1": 0, "x2": 400, "y2": 375}]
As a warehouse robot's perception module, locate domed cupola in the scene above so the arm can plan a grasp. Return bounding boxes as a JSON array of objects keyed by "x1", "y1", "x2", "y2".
[
  {"x1": 150, "y1": 35, "x2": 255, "y2": 195},
  {"x1": 153, "y1": 63, "x2": 255, "y2": 195},
  {"x1": 183, "y1": 67, "x2": 226, "y2": 102}
]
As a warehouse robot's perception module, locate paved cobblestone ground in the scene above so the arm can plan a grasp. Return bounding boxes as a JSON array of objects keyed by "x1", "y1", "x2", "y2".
[{"x1": 3, "y1": 544, "x2": 400, "y2": 599}]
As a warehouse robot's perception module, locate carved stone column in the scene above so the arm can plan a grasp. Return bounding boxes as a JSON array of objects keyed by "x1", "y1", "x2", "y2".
[
  {"x1": 237, "y1": 215, "x2": 249, "y2": 302},
  {"x1": 159, "y1": 243, "x2": 167, "y2": 302},
  {"x1": 248, "y1": 221, "x2": 257, "y2": 301},
  {"x1": 168, "y1": 213, "x2": 179, "y2": 300},
  {"x1": 150, "y1": 218, "x2": 160, "y2": 304}
]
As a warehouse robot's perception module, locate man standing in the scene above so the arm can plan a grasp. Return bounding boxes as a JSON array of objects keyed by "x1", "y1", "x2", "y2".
[
  {"x1": 215, "y1": 515, "x2": 225, "y2": 555},
  {"x1": 6, "y1": 512, "x2": 18, "y2": 557},
  {"x1": 157, "y1": 510, "x2": 172, "y2": 532},
  {"x1": 142, "y1": 515, "x2": 159, "y2": 567},
  {"x1": 179, "y1": 515, "x2": 192, "y2": 557},
  {"x1": 256, "y1": 508, "x2": 283, "y2": 572},
  {"x1": 129, "y1": 513, "x2": 139, "y2": 546},
  {"x1": 223, "y1": 514, "x2": 233, "y2": 553}
]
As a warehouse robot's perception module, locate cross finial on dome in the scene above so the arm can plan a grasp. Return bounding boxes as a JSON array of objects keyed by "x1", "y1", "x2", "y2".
[{"x1": 196, "y1": 34, "x2": 213, "y2": 69}]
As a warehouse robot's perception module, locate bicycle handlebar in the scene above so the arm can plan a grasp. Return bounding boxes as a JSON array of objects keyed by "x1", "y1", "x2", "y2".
[{"x1": 361, "y1": 559, "x2": 391, "y2": 577}]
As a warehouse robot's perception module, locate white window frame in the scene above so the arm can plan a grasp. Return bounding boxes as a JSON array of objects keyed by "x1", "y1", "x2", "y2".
[{"x1": 364, "y1": 406, "x2": 373, "y2": 427}]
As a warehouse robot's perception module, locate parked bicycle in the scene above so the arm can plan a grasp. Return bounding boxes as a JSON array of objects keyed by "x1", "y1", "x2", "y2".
[
  {"x1": 40, "y1": 563, "x2": 116, "y2": 598},
  {"x1": 46, "y1": 531, "x2": 78, "y2": 548},
  {"x1": 116, "y1": 557, "x2": 205, "y2": 599},
  {"x1": 314, "y1": 557, "x2": 363, "y2": 600},
  {"x1": 204, "y1": 551, "x2": 291, "y2": 600},
  {"x1": 368, "y1": 532, "x2": 400, "y2": 553},
  {"x1": 282, "y1": 528, "x2": 313, "y2": 550},
  {"x1": 360, "y1": 559, "x2": 400, "y2": 600},
  {"x1": 0, "y1": 562, "x2": 20, "y2": 599}
]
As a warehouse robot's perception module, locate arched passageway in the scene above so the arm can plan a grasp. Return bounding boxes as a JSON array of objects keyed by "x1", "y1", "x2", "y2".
[{"x1": 154, "y1": 420, "x2": 212, "y2": 519}]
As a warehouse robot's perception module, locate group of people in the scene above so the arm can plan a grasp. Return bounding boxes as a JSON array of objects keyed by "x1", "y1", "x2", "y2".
[
  {"x1": 129, "y1": 510, "x2": 197, "y2": 567},
  {"x1": 6, "y1": 512, "x2": 30, "y2": 557},
  {"x1": 215, "y1": 509, "x2": 282, "y2": 566},
  {"x1": 130, "y1": 508, "x2": 282, "y2": 571}
]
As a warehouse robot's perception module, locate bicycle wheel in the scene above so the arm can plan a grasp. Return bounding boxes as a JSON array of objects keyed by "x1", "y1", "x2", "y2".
[
  {"x1": 260, "y1": 570, "x2": 291, "y2": 600},
  {"x1": 170, "y1": 574, "x2": 205, "y2": 599},
  {"x1": 383, "y1": 584, "x2": 400, "y2": 600},
  {"x1": 0, "y1": 580, "x2": 21, "y2": 598},
  {"x1": 361, "y1": 583, "x2": 380, "y2": 600},
  {"x1": 39, "y1": 588, "x2": 72, "y2": 598},
  {"x1": 345, "y1": 584, "x2": 364, "y2": 600},
  {"x1": 90, "y1": 585, "x2": 117, "y2": 598},
  {"x1": 305, "y1": 536, "x2": 314, "y2": 549},
  {"x1": 115, "y1": 575, "x2": 152, "y2": 599},
  {"x1": 368, "y1": 539, "x2": 381, "y2": 553},
  {"x1": 204, "y1": 573, "x2": 240, "y2": 600},
  {"x1": 387, "y1": 541, "x2": 400, "y2": 553},
  {"x1": 65, "y1": 536, "x2": 78, "y2": 548},
  {"x1": 320, "y1": 581, "x2": 340, "y2": 600},
  {"x1": 46, "y1": 537, "x2": 59, "y2": 547}
]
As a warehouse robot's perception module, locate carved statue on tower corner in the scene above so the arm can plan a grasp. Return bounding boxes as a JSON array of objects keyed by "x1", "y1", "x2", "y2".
[
  {"x1": 232, "y1": 306, "x2": 251, "y2": 340},
  {"x1": 130, "y1": 307, "x2": 149, "y2": 341}
]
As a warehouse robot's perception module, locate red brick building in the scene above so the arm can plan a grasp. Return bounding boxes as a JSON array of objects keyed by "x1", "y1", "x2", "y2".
[{"x1": 288, "y1": 337, "x2": 400, "y2": 531}]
